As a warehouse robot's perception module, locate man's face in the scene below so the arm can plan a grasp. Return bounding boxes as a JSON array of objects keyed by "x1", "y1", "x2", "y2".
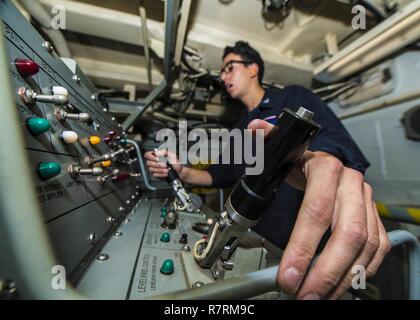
[{"x1": 220, "y1": 53, "x2": 256, "y2": 99}]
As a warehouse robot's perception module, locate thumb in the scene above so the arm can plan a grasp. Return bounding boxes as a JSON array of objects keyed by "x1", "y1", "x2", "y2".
[{"x1": 247, "y1": 119, "x2": 274, "y2": 138}]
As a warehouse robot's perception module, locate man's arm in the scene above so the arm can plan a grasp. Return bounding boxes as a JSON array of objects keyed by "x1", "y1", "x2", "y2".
[
  {"x1": 144, "y1": 150, "x2": 213, "y2": 186},
  {"x1": 248, "y1": 119, "x2": 391, "y2": 300}
]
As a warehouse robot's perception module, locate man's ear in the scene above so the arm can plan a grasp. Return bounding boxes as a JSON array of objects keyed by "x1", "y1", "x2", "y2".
[{"x1": 248, "y1": 63, "x2": 259, "y2": 79}]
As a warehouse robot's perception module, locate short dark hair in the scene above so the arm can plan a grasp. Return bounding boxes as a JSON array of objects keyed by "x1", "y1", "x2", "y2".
[{"x1": 223, "y1": 41, "x2": 265, "y2": 84}]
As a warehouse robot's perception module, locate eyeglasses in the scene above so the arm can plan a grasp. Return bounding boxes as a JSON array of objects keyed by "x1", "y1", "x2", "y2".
[{"x1": 220, "y1": 60, "x2": 253, "y2": 77}]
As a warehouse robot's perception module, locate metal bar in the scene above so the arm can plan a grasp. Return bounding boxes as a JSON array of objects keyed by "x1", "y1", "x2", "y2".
[
  {"x1": 147, "y1": 230, "x2": 420, "y2": 300},
  {"x1": 139, "y1": 0, "x2": 152, "y2": 91},
  {"x1": 0, "y1": 25, "x2": 85, "y2": 299},
  {"x1": 125, "y1": 139, "x2": 157, "y2": 191},
  {"x1": 146, "y1": 266, "x2": 279, "y2": 300},
  {"x1": 107, "y1": 99, "x2": 145, "y2": 114},
  {"x1": 387, "y1": 230, "x2": 420, "y2": 300},
  {"x1": 122, "y1": 79, "x2": 167, "y2": 131},
  {"x1": 164, "y1": 0, "x2": 181, "y2": 83},
  {"x1": 174, "y1": 0, "x2": 192, "y2": 66}
]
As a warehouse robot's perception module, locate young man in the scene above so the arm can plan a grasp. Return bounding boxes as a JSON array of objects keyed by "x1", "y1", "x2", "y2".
[{"x1": 145, "y1": 41, "x2": 390, "y2": 299}]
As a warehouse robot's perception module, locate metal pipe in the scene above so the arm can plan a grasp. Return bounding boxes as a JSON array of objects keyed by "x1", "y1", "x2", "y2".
[
  {"x1": 315, "y1": 0, "x2": 420, "y2": 82},
  {"x1": 147, "y1": 230, "x2": 419, "y2": 300},
  {"x1": 174, "y1": 0, "x2": 192, "y2": 67},
  {"x1": 219, "y1": 188, "x2": 224, "y2": 213},
  {"x1": 339, "y1": 90, "x2": 420, "y2": 120},
  {"x1": 18, "y1": 0, "x2": 71, "y2": 57},
  {"x1": 164, "y1": 0, "x2": 180, "y2": 84},
  {"x1": 122, "y1": 79, "x2": 167, "y2": 131},
  {"x1": 125, "y1": 139, "x2": 157, "y2": 191},
  {"x1": 387, "y1": 230, "x2": 420, "y2": 300},
  {"x1": 139, "y1": 0, "x2": 152, "y2": 91},
  {"x1": 0, "y1": 25, "x2": 84, "y2": 299},
  {"x1": 146, "y1": 266, "x2": 279, "y2": 300}
]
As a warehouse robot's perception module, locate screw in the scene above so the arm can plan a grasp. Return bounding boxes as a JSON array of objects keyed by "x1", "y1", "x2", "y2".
[
  {"x1": 107, "y1": 216, "x2": 115, "y2": 224},
  {"x1": 72, "y1": 74, "x2": 81, "y2": 83},
  {"x1": 114, "y1": 231, "x2": 123, "y2": 237},
  {"x1": 88, "y1": 233, "x2": 97, "y2": 244},
  {"x1": 42, "y1": 41, "x2": 53, "y2": 53},
  {"x1": 192, "y1": 281, "x2": 204, "y2": 289},
  {"x1": 97, "y1": 253, "x2": 109, "y2": 261}
]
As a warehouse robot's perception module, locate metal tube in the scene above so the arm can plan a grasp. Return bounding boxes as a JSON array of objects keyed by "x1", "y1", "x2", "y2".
[
  {"x1": 0, "y1": 25, "x2": 84, "y2": 299},
  {"x1": 122, "y1": 79, "x2": 167, "y2": 131},
  {"x1": 164, "y1": 0, "x2": 180, "y2": 83},
  {"x1": 387, "y1": 230, "x2": 420, "y2": 300},
  {"x1": 139, "y1": 1, "x2": 152, "y2": 91},
  {"x1": 18, "y1": 0, "x2": 71, "y2": 57},
  {"x1": 125, "y1": 139, "x2": 157, "y2": 191},
  {"x1": 146, "y1": 266, "x2": 278, "y2": 300},
  {"x1": 174, "y1": 0, "x2": 192, "y2": 67},
  {"x1": 148, "y1": 230, "x2": 419, "y2": 300}
]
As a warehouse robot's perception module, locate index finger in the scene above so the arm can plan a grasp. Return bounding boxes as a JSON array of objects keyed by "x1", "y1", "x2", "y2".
[{"x1": 277, "y1": 156, "x2": 342, "y2": 295}]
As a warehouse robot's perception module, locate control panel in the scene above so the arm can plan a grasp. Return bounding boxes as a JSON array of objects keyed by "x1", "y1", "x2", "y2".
[{"x1": 1, "y1": 1, "x2": 139, "y2": 283}]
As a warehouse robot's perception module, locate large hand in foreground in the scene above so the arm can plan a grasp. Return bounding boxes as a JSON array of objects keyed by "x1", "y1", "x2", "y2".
[{"x1": 248, "y1": 119, "x2": 391, "y2": 300}]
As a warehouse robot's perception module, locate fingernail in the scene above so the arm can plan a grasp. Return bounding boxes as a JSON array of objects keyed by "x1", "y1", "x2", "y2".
[
  {"x1": 282, "y1": 267, "x2": 303, "y2": 293},
  {"x1": 302, "y1": 293, "x2": 321, "y2": 300}
]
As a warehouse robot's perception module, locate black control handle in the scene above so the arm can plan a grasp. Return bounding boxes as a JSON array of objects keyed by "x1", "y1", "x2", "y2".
[{"x1": 229, "y1": 107, "x2": 321, "y2": 221}]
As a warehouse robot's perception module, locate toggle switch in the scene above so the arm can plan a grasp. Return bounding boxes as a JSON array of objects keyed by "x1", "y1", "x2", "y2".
[
  {"x1": 89, "y1": 136, "x2": 101, "y2": 145},
  {"x1": 103, "y1": 136, "x2": 112, "y2": 144},
  {"x1": 111, "y1": 172, "x2": 130, "y2": 182},
  {"x1": 15, "y1": 58, "x2": 39, "y2": 78},
  {"x1": 37, "y1": 162, "x2": 61, "y2": 180},
  {"x1": 179, "y1": 233, "x2": 188, "y2": 244},
  {"x1": 18, "y1": 87, "x2": 69, "y2": 106},
  {"x1": 101, "y1": 160, "x2": 112, "y2": 167},
  {"x1": 55, "y1": 108, "x2": 91, "y2": 123},
  {"x1": 42, "y1": 86, "x2": 69, "y2": 97},
  {"x1": 97, "y1": 169, "x2": 119, "y2": 184},
  {"x1": 68, "y1": 164, "x2": 103, "y2": 178},
  {"x1": 26, "y1": 117, "x2": 51, "y2": 135},
  {"x1": 60, "y1": 131, "x2": 78, "y2": 144},
  {"x1": 85, "y1": 148, "x2": 124, "y2": 166}
]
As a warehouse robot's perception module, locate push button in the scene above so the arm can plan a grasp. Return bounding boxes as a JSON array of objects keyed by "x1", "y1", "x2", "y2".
[
  {"x1": 160, "y1": 259, "x2": 174, "y2": 275},
  {"x1": 160, "y1": 232, "x2": 170, "y2": 243}
]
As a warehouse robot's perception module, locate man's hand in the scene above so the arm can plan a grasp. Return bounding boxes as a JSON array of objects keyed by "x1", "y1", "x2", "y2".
[
  {"x1": 248, "y1": 119, "x2": 391, "y2": 300},
  {"x1": 144, "y1": 149, "x2": 182, "y2": 179}
]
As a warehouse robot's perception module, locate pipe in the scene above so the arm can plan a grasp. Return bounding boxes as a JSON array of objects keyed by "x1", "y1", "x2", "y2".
[
  {"x1": 125, "y1": 139, "x2": 157, "y2": 191},
  {"x1": 0, "y1": 25, "x2": 84, "y2": 299},
  {"x1": 315, "y1": 0, "x2": 420, "y2": 82},
  {"x1": 339, "y1": 89, "x2": 420, "y2": 120},
  {"x1": 377, "y1": 203, "x2": 420, "y2": 225},
  {"x1": 219, "y1": 188, "x2": 224, "y2": 213},
  {"x1": 146, "y1": 266, "x2": 279, "y2": 300},
  {"x1": 139, "y1": 1, "x2": 152, "y2": 91},
  {"x1": 18, "y1": 0, "x2": 71, "y2": 57},
  {"x1": 387, "y1": 230, "x2": 420, "y2": 300},
  {"x1": 147, "y1": 230, "x2": 419, "y2": 300}
]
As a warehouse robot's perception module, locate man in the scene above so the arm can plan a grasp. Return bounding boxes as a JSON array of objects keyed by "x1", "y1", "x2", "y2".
[{"x1": 145, "y1": 41, "x2": 390, "y2": 299}]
